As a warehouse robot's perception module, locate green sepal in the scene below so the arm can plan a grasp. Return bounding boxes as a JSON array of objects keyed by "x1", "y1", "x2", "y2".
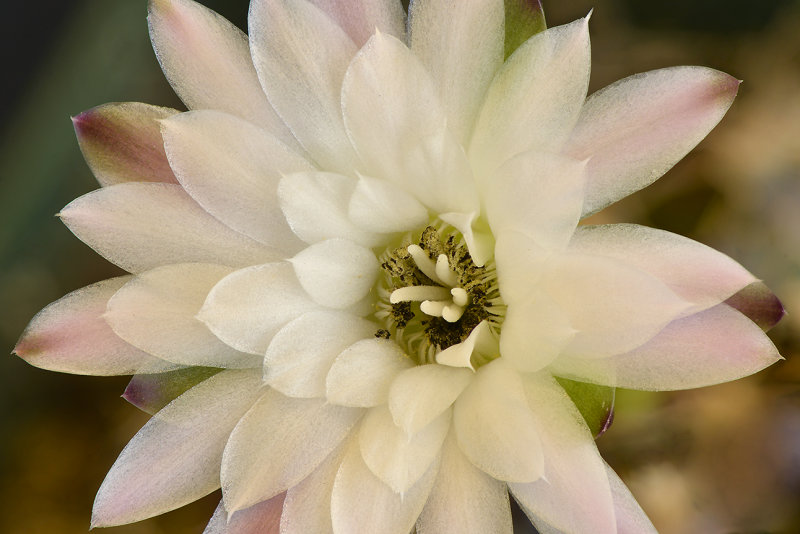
[
  {"x1": 123, "y1": 366, "x2": 223, "y2": 415},
  {"x1": 556, "y1": 377, "x2": 615, "y2": 439},
  {"x1": 504, "y1": 0, "x2": 547, "y2": 59}
]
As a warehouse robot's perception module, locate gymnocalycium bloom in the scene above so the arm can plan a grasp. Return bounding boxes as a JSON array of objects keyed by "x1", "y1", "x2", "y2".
[{"x1": 16, "y1": 0, "x2": 785, "y2": 532}]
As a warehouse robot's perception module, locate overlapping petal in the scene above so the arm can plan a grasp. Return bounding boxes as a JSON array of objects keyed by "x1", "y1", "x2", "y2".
[
  {"x1": 203, "y1": 494, "x2": 284, "y2": 534},
  {"x1": 310, "y1": 0, "x2": 405, "y2": 45}
]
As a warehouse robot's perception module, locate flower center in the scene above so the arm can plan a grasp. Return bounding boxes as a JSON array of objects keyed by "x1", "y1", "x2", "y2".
[{"x1": 375, "y1": 225, "x2": 505, "y2": 366}]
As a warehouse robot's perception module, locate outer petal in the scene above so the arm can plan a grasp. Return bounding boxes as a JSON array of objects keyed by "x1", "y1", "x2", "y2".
[
  {"x1": 309, "y1": 0, "x2": 405, "y2": 45},
  {"x1": 105, "y1": 263, "x2": 259, "y2": 368},
  {"x1": 198, "y1": 262, "x2": 319, "y2": 355},
  {"x1": 59, "y1": 183, "x2": 276, "y2": 273},
  {"x1": 417, "y1": 432, "x2": 513, "y2": 534},
  {"x1": 726, "y1": 280, "x2": 785, "y2": 331},
  {"x1": 91, "y1": 369, "x2": 264, "y2": 527},
  {"x1": 408, "y1": 0, "x2": 504, "y2": 143},
  {"x1": 470, "y1": 17, "x2": 591, "y2": 177},
  {"x1": 203, "y1": 494, "x2": 284, "y2": 534},
  {"x1": 14, "y1": 277, "x2": 168, "y2": 375},
  {"x1": 566, "y1": 67, "x2": 740, "y2": 216},
  {"x1": 249, "y1": 0, "x2": 359, "y2": 172},
  {"x1": 123, "y1": 367, "x2": 220, "y2": 415},
  {"x1": 161, "y1": 110, "x2": 313, "y2": 251},
  {"x1": 73, "y1": 102, "x2": 179, "y2": 186},
  {"x1": 605, "y1": 463, "x2": 658, "y2": 534},
  {"x1": 221, "y1": 389, "x2": 361, "y2": 512},
  {"x1": 509, "y1": 372, "x2": 616, "y2": 534},
  {"x1": 550, "y1": 303, "x2": 782, "y2": 391},
  {"x1": 148, "y1": 0, "x2": 296, "y2": 146}
]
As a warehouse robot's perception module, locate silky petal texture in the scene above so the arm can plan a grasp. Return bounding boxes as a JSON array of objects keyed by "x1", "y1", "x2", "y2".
[
  {"x1": 203, "y1": 494, "x2": 284, "y2": 534},
  {"x1": 359, "y1": 406, "x2": 450, "y2": 494},
  {"x1": 389, "y1": 364, "x2": 473, "y2": 436},
  {"x1": 265, "y1": 311, "x2": 376, "y2": 398},
  {"x1": 485, "y1": 151, "x2": 586, "y2": 251},
  {"x1": 73, "y1": 102, "x2": 179, "y2": 186},
  {"x1": 509, "y1": 373, "x2": 616, "y2": 534},
  {"x1": 569, "y1": 224, "x2": 758, "y2": 310},
  {"x1": 327, "y1": 338, "x2": 414, "y2": 407},
  {"x1": 470, "y1": 17, "x2": 591, "y2": 177},
  {"x1": 123, "y1": 367, "x2": 220, "y2": 415},
  {"x1": 348, "y1": 174, "x2": 430, "y2": 233},
  {"x1": 91, "y1": 370, "x2": 264, "y2": 527},
  {"x1": 454, "y1": 359, "x2": 544, "y2": 482},
  {"x1": 199, "y1": 262, "x2": 318, "y2": 355},
  {"x1": 309, "y1": 0, "x2": 405, "y2": 45},
  {"x1": 605, "y1": 462, "x2": 658, "y2": 534},
  {"x1": 14, "y1": 277, "x2": 167, "y2": 376},
  {"x1": 567, "y1": 66, "x2": 740, "y2": 216},
  {"x1": 408, "y1": 0, "x2": 504, "y2": 143},
  {"x1": 59, "y1": 183, "x2": 275, "y2": 273},
  {"x1": 105, "y1": 263, "x2": 258, "y2": 368},
  {"x1": 278, "y1": 172, "x2": 384, "y2": 247},
  {"x1": 222, "y1": 390, "x2": 361, "y2": 512},
  {"x1": 148, "y1": 0, "x2": 296, "y2": 147},
  {"x1": 290, "y1": 239, "x2": 379, "y2": 309},
  {"x1": 417, "y1": 433, "x2": 513, "y2": 534},
  {"x1": 493, "y1": 228, "x2": 549, "y2": 305},
  {"x1": 550, "y1": 303, "x2": 782, "y2": 391},
  {"x1": 249, "y1": 0, "x2": 358, "y2": 172},
  {"x1": 541, "y1": 252, "x2": 692, "y2": 358},
  {"x1": 331, "y1": 436, "x2": 439, "y2": 534},
  {"x1": 161, "y1": 110, "x2": 313, "y2": 250},
  {"x1": 341, "y1": 31, "x2": 479, "y2": 214}
]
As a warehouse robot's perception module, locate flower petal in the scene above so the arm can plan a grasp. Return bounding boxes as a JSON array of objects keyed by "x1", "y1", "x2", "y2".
[
  {"x1": 550, "y1": 303, "x2": 782, "y2": 390},
  {"x1": 148, "y1": 0, "x2": 296, "y2": 146},
  {"x1": 221, "y1": 390, "x2": 361, "y2": 512},
  {"x1": 203, "y1": 494, "x2": 284, "y2": 534},
  {"x1": 604, "y1": 462, "x2": 658, "y2": 534},
  {"x1": 417, "y1": 432, "x2": 513, "y2": 534},
  {"x1": 326, "y1": 338, "x2": 414, "y2": 407},
  {"x1": 454, "y1": 359, "x2": 544, "y2": 482},
  {"x1": 249, "y1": 0, "x2": 358, "y2": 172},
  {"x1": 198, "y1": 262, "x2": 319, "y2": 355},
  {"x1": 309, "y1": 0, "x2": 405, "y2": 45},
  {"x1": 359, "y1": 405, "x2": 449, "y2": 494},
  {"x1": 91, "y1": 369, "x2": 264, "y2": 527},
  {"x1": 470, "y1": 17, "x2": 591, "y2": 177},
  {"x1": 123, "y1": 367, "x2": 221, "y2": 415},
  {"x1": 348, "y1": 174, "x2": 430, "y2": 233},
  {"x1": 725, "y1": 280, "x2": 786, "y2": 331},
  {"x1": 161, "y1": 110, "x2": 313, "y2": 251},
  {"x1": 14, "y1": 277, "x2": 168, "y2": 376},
  {"x1": 105, "y1": 263, "x2": 258, "y2": 368},
  {"x1": 73, "y1": 102, "x2": 179, "y2": 186},
  {"x1": 264, "y1": 310, "x2": 376, "y2": 398},
  {"x1": 566, "y1": 67, "x2": 740, "y2": 216},
  {"x1": 408, "y1": 0, "x2": 504, "y2": 143},
  {"x1": 59, "y1": 183, "x2": 276, "y2": 273}
]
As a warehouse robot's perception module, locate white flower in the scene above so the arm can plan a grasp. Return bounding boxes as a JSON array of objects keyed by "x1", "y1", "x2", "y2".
[{"x1": 15, "y1": 0, "x2": 785, "y2": 533}]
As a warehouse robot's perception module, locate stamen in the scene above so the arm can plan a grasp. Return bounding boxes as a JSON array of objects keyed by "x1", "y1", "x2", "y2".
[
  {"x1": 435, "y1": 254, "x2": 459, "y2": 287},
  {"x1": 450, "y1": 287, "x2": 470, "y2": 307},
  {"x1": 407, "y1": 244, "x2": 442, "y2": 284},
  {"x1": 390, "y1": 285, "x2": 451, "y2": 304}
]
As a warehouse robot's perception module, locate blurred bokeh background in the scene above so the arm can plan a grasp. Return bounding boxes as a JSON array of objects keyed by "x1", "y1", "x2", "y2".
[{"x1": 1, "y1": 0, "x2": 798, "y2": 533}]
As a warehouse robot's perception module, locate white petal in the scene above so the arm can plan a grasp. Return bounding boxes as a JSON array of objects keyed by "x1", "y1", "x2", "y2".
[
  {"x1": 14, "y1": 277, "x2": 166, "y2": 376},
  {"x1": 359, "y1": 405, "x2": 449, "y2": 494},
  {"x1": 566, "y1": 67, "x2": 740, "y2": 216},
  {"x1": 417, "y1": 432, "x2": 512, "y2": 534},
  {"x1": 221, "y1": 390, "x2": 361, "y2": 512},
  {"x1": 203, "y1": 494, "x2": 284, "y2": 534},
  {"x1": 59, "y1": 183, "x2": 275, "y2": 273},
  {"x1": 148, "y1": 0, "x2": 296, "y2": 146},
  {"x1": 264, "y1": 311, "x2": 377, "y2": 398},
  {"x1": 605, "y1": 462, "x2": 658, "y2": 534},
  {"x1": 470, "y1": 17, "x2": 591, "y2": 177},
  {"x1": 454, "y1": 359, "x2": 544, "y2": 482},
  {"x1": 326, "y1": 338, "x2": 414, "y2": 407},
  {"x1": 388, "y1": 364, "x2": 473, "y2": 436},
  {"x1": 509, "y1": 373, "x2": 616, "y2": 534},
  {"x1": 91, "y1": 369, "x2": 264, "y2": 527},
  {"x1": 331, "y1": 435, "x2": 439, "y2": 534},
  {"x1": 309, "y1": 0, "x2": 405, "y2": 46},
  {"x1": 348, "y1": 174, "x2": 430, "y2": 233},
  {"x1": 493, "y1": 229, "x2": 549, "y2": 305},
  {"x1": 290, "y1": 239, "x2": 379, "y2": 309},
  {"x1": 198, "y1": 262, "x2": 319, "y2": 355},
  {"x1": 249, "y1": 0, "x2": 358, "y2": 172},
  {"x1": 550, "y1": 303, "x2": 782, "y2": 390},
  {"x1": 408, "y1": 0, "x2": 503, "y2": 143},
  {"x1": 436, "y1": 320, "x2": 496, "y2": 370},
  {"x1": 161, "y1": 110, "x2": 313, "y2": 251},
  {"x1": 278, "y1": 171, "x2": 384, "y2": 247},
  {"x1": 569, "y1": 224, "x2": 758, "y2": 309},
  {"x1": 341, "y1": 32, "x2": 479, "y2": 214}
]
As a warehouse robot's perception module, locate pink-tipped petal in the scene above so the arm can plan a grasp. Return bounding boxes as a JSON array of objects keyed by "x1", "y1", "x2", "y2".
[
  {"x1": 123, "y1": 367, "x2": 220, "y2": 415},
  {"x1": 203, "y1": 494, "x2": 285, "y2": 534},
  {"x1": 309, "y1": 0, "x2": 405, "y2": 46},
  {"x1": 567, "y1": 66, "x2": 740, "y2": 216},
  {"x1": 604, "y1": 463, "x2": 658, "y2": 534},
  {"x1": 725, "y1": 280, "x2": 786, "y2": 331},
  {"x1": 73, "y1": 102, "x2": 179, "y2": 186}
]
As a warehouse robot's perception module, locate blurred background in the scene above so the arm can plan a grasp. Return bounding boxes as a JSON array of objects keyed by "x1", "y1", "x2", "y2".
[{"x1": 0, "y1": 0, "x2": 798, "y2": 532}]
